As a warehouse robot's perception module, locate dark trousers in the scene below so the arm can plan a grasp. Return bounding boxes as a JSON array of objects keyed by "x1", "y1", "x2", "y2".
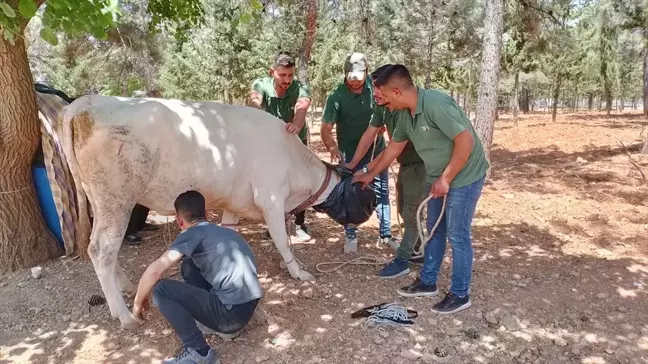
[
  {"x1": 125, "y1": 204, "x2": 150, "y2": 236},
  {"x1": 295, "y1": 137, "x2": 308, "y2": 227},
  {"x1": 152, "y1": 259, "x2": 259, "y2": 350}
]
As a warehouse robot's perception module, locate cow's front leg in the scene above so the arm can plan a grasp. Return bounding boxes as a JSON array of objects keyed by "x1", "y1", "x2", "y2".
[
  {"x1": 262, "y1": 207, "x2": 315, "y2": 281},
  {"x1": 114, "y1": 260, "x2": 136, "y2": 297}
]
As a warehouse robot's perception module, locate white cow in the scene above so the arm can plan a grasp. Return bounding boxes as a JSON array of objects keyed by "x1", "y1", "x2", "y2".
[{"x1": 59, "y1": 95, "x2": 358, "y2": 329}]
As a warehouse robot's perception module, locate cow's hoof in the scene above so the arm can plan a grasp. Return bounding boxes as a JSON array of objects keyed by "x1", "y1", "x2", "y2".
[
  {"x1": 120, "y1": 318, "x2": 141, "y2": 330},
  {"x1": 296, "y1": 270, "x2": 315, "y2": 281},
  {"x1": 120, "y1": 312, "x2": 141, "y2": 330}
]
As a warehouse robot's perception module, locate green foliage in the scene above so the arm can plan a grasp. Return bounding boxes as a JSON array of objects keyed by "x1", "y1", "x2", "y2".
[{"x1": 19, "y1": 0, "x2": 646, "y2": 111}]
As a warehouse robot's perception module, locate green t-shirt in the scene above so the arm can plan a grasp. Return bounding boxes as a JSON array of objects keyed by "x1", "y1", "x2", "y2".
[
  {"x1": 322, "y1": 78, "x2": 385, "y2": 159},
  {"x1": 252, "y1": 77, "x2": 311, "y2": 141},
  {"x1": 392, "y1": 88, "x2": 490, "y2": 187},
  {"x1": 369, "y1": 105, "x2": 422, "y2": 166}
]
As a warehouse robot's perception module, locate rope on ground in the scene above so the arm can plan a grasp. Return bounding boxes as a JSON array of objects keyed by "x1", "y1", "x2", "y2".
[{"x1": 316, "y1": 255, "x2": 389, "y2": 273}]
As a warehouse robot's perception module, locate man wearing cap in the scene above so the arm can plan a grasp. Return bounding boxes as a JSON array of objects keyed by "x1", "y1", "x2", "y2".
[
  {"x1": 347, "y1": 64, "x2": 426, "y2": 278},
  {"x1": 248, "y1": 51, "x2": 312, "y2": 243},
  {"x1": 321, "y1": 53, "x2": 398, "y2": 253}
]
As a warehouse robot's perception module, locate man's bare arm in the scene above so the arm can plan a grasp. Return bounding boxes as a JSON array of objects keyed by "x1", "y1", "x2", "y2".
[
  {"x1": 347, "y1": 126, "x2": 381, "y2": 170},
  {"x1": 132, "y1": 249, "x2": 183, "y2": 319},
  {"x1": 321, "y1": 122, "x2": 343, "y2": 163},
  {"x1": 352, "y1": 141, "x2": 407, "y2": 187},
  {"x1": 292, "y1": 97, "x2": 311, "y2": 131},
  {"x1": 441, "y1": 130, "x2": 474, "y2": 183},
  {"x1": 247, "y1": 90, "x2": 263, "y2": 108}
]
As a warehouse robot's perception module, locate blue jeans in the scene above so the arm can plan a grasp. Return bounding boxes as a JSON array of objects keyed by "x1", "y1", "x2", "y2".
[
  {"x1": 343, "y1": 152, "x2": 391, "y2": 239},
  {"x1": 419, "y1": 176, "x2": 485, "y2": 297},
  {"x1": 152, "y1": 258, "x2": 259, "y2": 350}
]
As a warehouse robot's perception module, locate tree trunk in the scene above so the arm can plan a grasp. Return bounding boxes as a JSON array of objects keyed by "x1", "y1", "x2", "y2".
[
  {"x1": 513, "y1": 71, "x2": 519, "y2": 127},
  {"x1": 552, "y1": 77, "x2": 561, "y2": 122},
  {"x1": 573, "y1": 82, "x2": 578, "y2": 112},
  {"x1": 643, "y1": 41, "x2": 648, "y2": 118},
  {"x1": 298, "y1": 0, "x2": 317, "y2": 84},
  {"x1": 588, "y1": 93, "x2": 593, "y2": 112},
  {"x1": 0, "y1": 33, "x2": 61, "y2": 273},
  {"x1": 473, "y1": 0, "x2": 503, "y2": 161},
  {"x1": 619, "y1": 98, "x2": 624, "y2": 112},
  {"x1": 598, "y1": 95, "x2": 603, "y2": 112},
  {"x1": 519, "y1": 87, "x2": 530, "y2": 113}
]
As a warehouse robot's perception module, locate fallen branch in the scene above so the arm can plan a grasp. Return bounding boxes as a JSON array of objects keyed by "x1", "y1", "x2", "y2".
[{"x1": 619, "y1": 141, "x2": 647, "y2": 183}]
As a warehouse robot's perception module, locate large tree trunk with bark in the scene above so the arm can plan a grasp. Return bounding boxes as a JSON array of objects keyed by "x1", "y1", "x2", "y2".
[
  {"x1": 513, "y1": 71, "x2": 519, "y2": 127},
  {"x1": 643, "y1": 42, "x2": 648, "y2": 118},
  {"x1": 588, "y1": 93, "x2": 593, "y2": 112},
  {"x1": 552, "y1": 77, "x2": 561, "y2": 122},
  {"x1": 0, "y1": 33, "x2": 61, "y2": 272},
  {"x1": 473, "y1": 0, "x2": 503, "y2": 161},
  {"x1": 298, "y1": 0, "x2": 317, "y2": 84}
]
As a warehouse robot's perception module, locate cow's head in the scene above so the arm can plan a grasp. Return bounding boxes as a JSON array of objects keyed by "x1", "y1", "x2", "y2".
[{"x1": 312, "y1": 164, "x2": 377, "y2": 227}]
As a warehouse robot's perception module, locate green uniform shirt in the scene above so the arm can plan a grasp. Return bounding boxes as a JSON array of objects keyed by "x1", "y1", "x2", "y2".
[
  {"x1": 369, "y1": 105, "x2": 422, "y2": 166},
  {"x1": 322, "y1": 78, "x2": 385, "y2": 159},
  {"x1": 252, "y1": 77, "x2": 311, "y2": 141},
  {"x1": 392, "y1": 88, "x2": 490, "y2": 187}
]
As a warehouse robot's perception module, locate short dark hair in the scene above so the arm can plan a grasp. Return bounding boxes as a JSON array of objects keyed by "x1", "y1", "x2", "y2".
[
  {"x1": 274, "y1": 51, "x2": 295, "y2": 68},
  {"x1": 370, "y1": 64, "x2": 394, "y2": 80},
  {"x1": 374, "y1": 64, "x2": 414, "y2": 87},
  {"x1": 174, "y1": 190, "x2": 207, "y2": 222}
]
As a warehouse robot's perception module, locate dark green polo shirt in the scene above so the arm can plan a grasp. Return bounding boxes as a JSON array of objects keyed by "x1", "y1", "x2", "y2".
[
  {"x1": 392, "y1": 88, "x2": 489, "y2": 187},
  {"x1": 369, "y1": 105, "x2": 422, "y2": 166},
  {"x1": 252, "y1": 77, "x2": 311, "y2": 141},
  {"x1": 322, "y1": 78, "x2": 385, "y2": 159}
]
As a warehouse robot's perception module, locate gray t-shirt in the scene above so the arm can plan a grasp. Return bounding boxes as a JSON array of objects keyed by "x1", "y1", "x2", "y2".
[{"x1": 169, "y1": 222, "x2": 263, "y2": 305}]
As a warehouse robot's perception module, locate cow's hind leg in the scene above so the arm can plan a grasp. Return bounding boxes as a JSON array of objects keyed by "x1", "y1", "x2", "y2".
[
  {"x1": 220, "y1": 210, "x2": 240, "y2": 230},
  {"x1": 88, "y1": 203, "x2": 140, "y2": 329},
  {"x1": 255, "y1": 194, "x2": 315, "y2": 281}
]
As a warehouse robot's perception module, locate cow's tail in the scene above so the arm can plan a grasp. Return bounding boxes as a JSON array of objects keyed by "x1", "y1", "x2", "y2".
[{"x1": 58, "y1": 98, "x2": 93, "y2": 258}]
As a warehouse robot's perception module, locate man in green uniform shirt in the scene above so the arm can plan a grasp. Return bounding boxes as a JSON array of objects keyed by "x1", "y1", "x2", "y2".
[
  {"x1": 354, "y1": 64, "x2": 489, "y2": 315},
  {"x1": 321, "y1": 53, "x2": 398, "y2": 253},
  {"x1": 347, "y1": 64, "x2": 426, "y2": 279},
  {"x1": 248, "y1": 51, "x2": 312, "y2": 242}
]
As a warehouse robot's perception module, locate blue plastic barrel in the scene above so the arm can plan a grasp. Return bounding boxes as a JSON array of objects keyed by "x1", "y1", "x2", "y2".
[{"x1": 32, "y1": 166, "x2": 64, "y2": 248}]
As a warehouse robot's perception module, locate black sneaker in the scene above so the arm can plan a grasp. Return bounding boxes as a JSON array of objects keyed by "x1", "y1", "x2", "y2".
[
  {"x1": 124, "y1": 233, "x2": 142, "y2": 246},
  {"x1": 140, "y1": 223, "x2": 159, "y2": 232},
  {"x1": 397, "y1": 278, "x2": 438, "y2": 298},
  {"x1": 431, "y1": 292, "x2": 471, "y2": 315},
  {"x1": 409, "y1": 256, "x2": 424, "y2": 266}
]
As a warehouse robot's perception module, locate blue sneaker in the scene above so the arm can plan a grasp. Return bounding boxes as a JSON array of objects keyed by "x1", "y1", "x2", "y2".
[{"x1": 378, "y1": 259, "x2": 410, "y2": 279}]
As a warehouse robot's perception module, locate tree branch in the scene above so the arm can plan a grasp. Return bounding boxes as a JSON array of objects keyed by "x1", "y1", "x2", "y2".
[
  {"x1": 518, "y1": 0, "x2": 562, "y2": 27},
  {"x1": 619, "y1": 141, "x2": 647, "y2": 183}
]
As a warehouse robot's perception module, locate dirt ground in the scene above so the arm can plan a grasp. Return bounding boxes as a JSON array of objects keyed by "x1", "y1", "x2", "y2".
[{"x1": 1, "y1": 111, "x2": 648, "y2": 364}]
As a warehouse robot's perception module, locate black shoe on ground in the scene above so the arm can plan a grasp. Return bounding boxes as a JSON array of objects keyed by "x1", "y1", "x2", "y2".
[
  {"x1": 431, "y1": 292, "x2": 471, "y2": 315},
  {"x1": 124, "y1": 234, "x2": 142, "y2": 246},
  {"x1": 409, "y1": 256, "x2": 424, "y2": 266},
  {"x1": 396, "y1": 278, "x2": 438, "y2": 298},
  {"x1": 140, "y1": 222, "x2": 159, "y2": 232}
]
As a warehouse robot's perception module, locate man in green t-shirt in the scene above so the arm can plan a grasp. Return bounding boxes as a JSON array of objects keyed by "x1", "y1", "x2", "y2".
[
  {"x1": 248, "y1": 51, "x2": 312, "y2": 242},
  {"x1": 353, "y1": 64, "x2": 489, "y2": 315},
  {"x1": 347, "y1": 64, "x2": 427, "y2": 279},
  {"x1": 321, "y1": 53, "x2": 398, "y2": 254}
]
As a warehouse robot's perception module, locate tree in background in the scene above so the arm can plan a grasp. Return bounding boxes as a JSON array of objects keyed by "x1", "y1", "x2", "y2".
[
  {"x1": 473, "y1": 0, "x2": 504, "y2": 160},
  {"x1": 0, "y1": 0, "x2": 203, "y2": 271}
]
